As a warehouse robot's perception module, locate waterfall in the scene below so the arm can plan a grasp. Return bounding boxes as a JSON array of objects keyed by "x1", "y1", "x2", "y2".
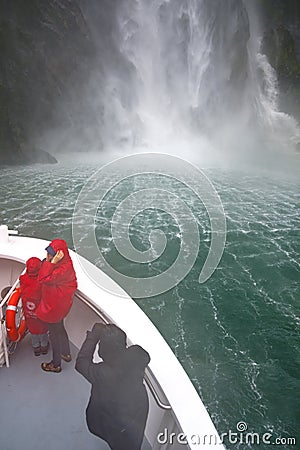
[
  {"x1": 3, "y1": 0, "x2": 299, "y2": 160},
  {"x1": 244, "y1": 2, "x2": 300, "y2": 151},
  {"x1": 69, "y1": 0, "x2": 300, "y2": 156},
  {"x1": 112, "y1": 0, "x2": 250, "y2": 145},
  {"x1": 254, "y1": 53, "x2": 300, "y2": 146},
  {"x1": 89, "y1": 0, "x2": 297, "y2": 153}
]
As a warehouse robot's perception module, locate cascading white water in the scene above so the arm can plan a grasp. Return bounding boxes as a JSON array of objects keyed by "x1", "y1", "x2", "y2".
[
  {"x1": 115, "y1": 0, "x2": 250, "y2": 144},
  {"x1": 102, "y1": 0, "x2": 299, "y2": 154},
  {"x1": 255, "y1": 53, "x2": 300, "y2": 146},
  {"x1": 244, "y1": 2, "x2": 300, "y2": 151}
]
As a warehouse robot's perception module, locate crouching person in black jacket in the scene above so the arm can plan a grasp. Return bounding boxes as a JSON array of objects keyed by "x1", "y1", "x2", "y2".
[{"x1": 75, "y1": 323, "x2": 150, "y2": 450}]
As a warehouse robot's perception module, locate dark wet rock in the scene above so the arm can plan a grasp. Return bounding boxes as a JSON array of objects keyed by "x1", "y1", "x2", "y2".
[
  {"x1": 0, "y1": 0, "x2": 97, "y2": 165},
  {"x1": 259, "y1": 0, "x2": 300, "y2": 122},
  {"x1": 0, "y1": 147, "x2": 57, "y2": 166}
]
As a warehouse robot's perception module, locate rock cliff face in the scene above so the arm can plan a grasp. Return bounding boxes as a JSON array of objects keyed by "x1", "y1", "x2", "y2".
[
  {"x1": 0, "y1": 0, "x2": 96, "y2": 164},
  {"x1": 0, "y1": 0, "x2": 140, "y2": 164},
  {"x1": 258, "y1": 0, "x2": 300, "y2": 122}
]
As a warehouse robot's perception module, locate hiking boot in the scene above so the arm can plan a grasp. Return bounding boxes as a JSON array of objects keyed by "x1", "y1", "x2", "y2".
[
  {"x1": 41, "y1": 343, "x2": 49, "y2": 355},
  {"x1": 61, "y1": 353, "x2": 72, "y2": 363},
  {"x1": 34, "y1": 346, "x2": 41, "y2": 356},
  {"x1": 41, "y1": 361, "x2": 62, "y2": 373}
]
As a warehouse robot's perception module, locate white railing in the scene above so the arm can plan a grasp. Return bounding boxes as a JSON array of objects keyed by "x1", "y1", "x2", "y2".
[{"x1": 0, "y1": 273, "x2": 25, "y2": 368}]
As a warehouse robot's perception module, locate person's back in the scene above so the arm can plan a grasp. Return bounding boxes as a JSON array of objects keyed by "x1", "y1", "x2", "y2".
[
  {"x1": 75, "y1": 324, "x2": 150, "y2": 450},
  {"x1": 111, "y1": 345, "x2": 150, "y2": 449}
]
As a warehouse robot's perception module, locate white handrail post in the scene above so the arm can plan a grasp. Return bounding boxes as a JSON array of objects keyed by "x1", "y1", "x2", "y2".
[
  {"x1": 0, "y1": 225, "x2": 18, "y2": 245},
  {"x1": 0, "y1": 311, "x2": 9, "y2": 368},
  {"x1": 0, "y1": 225, "x2": 9, "y2": 244}
]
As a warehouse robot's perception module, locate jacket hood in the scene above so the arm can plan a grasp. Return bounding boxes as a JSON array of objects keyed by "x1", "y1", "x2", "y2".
[
  {"x1": 26, "y1": 257, "x2": 42, "y2": 278},
  {"x1": 98, "y1": 324, "x2": 127, "y2": 362},
  {"x1": 48, "y1": 239, "x2": 71, "y2": 260},
  {"x1": 126, "y1": 345, "x2": 150, "y2": 371}
]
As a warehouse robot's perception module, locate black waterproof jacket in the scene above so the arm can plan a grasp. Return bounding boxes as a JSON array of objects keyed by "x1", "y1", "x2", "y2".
[{"x1": 75, "y1": 327, "x2": 150, "y2": 450}]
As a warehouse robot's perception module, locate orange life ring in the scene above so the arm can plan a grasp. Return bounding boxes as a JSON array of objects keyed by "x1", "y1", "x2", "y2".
[{"x1": 6, "y1": 287, "x2": 27, "y2": 342}]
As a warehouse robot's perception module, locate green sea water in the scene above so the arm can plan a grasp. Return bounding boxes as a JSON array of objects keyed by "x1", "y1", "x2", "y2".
[{"x1": 1, "y1": 158, "x2": 299, "y2": 449}]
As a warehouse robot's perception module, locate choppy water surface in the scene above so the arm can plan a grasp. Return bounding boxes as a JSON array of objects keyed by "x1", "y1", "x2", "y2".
[{"x1": 1, "y1": 159, "x2": 299, "y2": 449}]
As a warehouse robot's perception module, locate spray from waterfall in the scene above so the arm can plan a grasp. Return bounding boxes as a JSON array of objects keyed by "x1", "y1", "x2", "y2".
[
  {"x1": 45, "y1": 0, "x2": 299, "y2": 166},
  {"x1": 108, "y1": 0, "x2": 299, "y2": 158}
]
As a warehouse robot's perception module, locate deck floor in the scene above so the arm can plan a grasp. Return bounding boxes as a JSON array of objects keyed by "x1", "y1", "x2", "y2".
[{"x1": 1, "y1": 334, "x2": 150, "y2": 450}]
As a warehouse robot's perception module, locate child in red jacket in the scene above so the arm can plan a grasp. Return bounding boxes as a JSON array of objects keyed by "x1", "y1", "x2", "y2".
[{"x1": 19, "y1": 257, "x2": 49, "y2": 356}]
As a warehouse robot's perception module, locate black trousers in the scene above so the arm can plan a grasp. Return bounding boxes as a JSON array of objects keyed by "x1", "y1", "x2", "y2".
[{"x1": 47, "y1": 320, "x2": 70, "y2": 367}]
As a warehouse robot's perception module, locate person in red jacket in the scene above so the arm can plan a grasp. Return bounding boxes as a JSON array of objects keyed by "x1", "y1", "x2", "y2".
[
  {"x1": 36, "y1": 239, "x2": 77, "y2": 373},
  {"x1": 19, "y1": 257, "x2": 49, "y2": 356}
]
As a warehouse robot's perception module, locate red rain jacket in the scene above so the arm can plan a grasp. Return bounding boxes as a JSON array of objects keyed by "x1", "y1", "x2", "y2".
[
  {"x1": 36, "y1": 239, "x2": 77, "y2": 323},
  {"x1": 19, "y1": 257, "x2": 48, "y2": 335}
]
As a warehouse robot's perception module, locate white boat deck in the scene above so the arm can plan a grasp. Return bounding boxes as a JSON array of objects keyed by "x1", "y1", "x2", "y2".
[
  {"x1": 0, "y1": 228, "x2": 225, "y2": 450},
  {"x1": 1, "y1": 332, "x2": 150, "y2": 450}
]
